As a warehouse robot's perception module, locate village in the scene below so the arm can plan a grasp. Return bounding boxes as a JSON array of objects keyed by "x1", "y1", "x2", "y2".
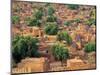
[{"x1": 12, "y1": 1, "x2": 96, "y2": 74}]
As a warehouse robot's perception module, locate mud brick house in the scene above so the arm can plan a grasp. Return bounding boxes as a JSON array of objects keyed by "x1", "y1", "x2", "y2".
[
  {"x1": 67, "y1": 57, "x2": 95, "y2": 70},
  {"x1": 29, "y1": 27, "x2": 44, "y2": 38},
  {"x1": 45, "y1": 35, "x2": 57, "y2": 42},
  {"x1": 12, "y1": 26, "x2": 20, "y2": 36},
  {"x1": 87, "y1": 52, "x2": 96, "y2": 64},
  {"x1": 12, "y1": 57, "x2": 50, "y2": 74},
  {"x1": 13, "y1": 26, "x2": 44, "y2": 38}
]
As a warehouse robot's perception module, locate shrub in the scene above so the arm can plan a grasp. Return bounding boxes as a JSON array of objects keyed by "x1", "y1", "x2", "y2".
[
  {"x1": 57, "y1": 31, "x2": 72, "y2": 45},
  {"x1": 84, "y1": 42, "x2": 96, "y2": 53},
  {"x1": 64, "y1": 21, "x2": 71, "y2": 26},
  {"x1": 90, "y1": 9, "x2": 96, "y2": 19},
  {"x1": 46, "y1": 22, "x2": 57, "y2": 26},
  {"x1": 12, "y1": 35, "x2": 39, "y2": 63},
  {"x1": 85, "y1": 18, "x2": 96, "y2": 26},
  {"x1": 74, "y1": 18, "x2": 81, "y2": 23},
  {"x1": 45, "y1": 22, "x2": 58, "y2": 35},
  {"x1": 67, "y1": 4, "x2": 79, "y2": 10},
  {"x1": 47, "y1": 15, "x2": 57, "y2": 22},
  {"x1": 12, "y1": 15, "x2": 20, "y2": 24},
  {"x1": 34, "y1": 10, "x2": 43, "y2": 19},
  {"x1": 27, "y1": 18, "x2": 41, "y2": 27},
  {"x1": 48, "y1": 6, "x2": 55, "y2": 16},
  {"x1": 52, "y1": 43, "x2": 69, "y2": 65},
  {"x1": 44, "y1": 3, "x2": 50, "y2": 7}
]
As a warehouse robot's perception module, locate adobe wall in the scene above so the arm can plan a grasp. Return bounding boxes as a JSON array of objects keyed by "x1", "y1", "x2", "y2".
[{"x1": 12, "y1": 57, "x2": 50, "y2": 74}]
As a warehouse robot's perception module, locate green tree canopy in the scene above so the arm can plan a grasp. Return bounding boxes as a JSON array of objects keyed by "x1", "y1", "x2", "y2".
[
  {"x1": 85, "y1": 18, "x2": 96, "y2": 26},
  {"x1": 47, "y1": 15, "x2": 57, "y2": 22},
  {"x1": 47, "y1": 6, "x2": 55, "y2": 16},
  {"x1": 84, "y1": 42, "x2": 96, "y2": 53},
  {"x1": 12, "y1": 15, "x2": 20, "y2": 24},
  {"x1": 34, "y1": 10, "x2": 43, "y2": 19},
  {"x1": 64, "y1": 21, "x2": 71, "y2": 26},
  {"x1": 45, "y1": 22, "x2": 58, "y2": 35},
  {"x1": 12, "y1": 35, "x2": 39, "y2": 63},
  {"x1": 52, "y1": 43, "x2": 69, "y2": 63},
  {"x1": 57, "y1": 31, "x2": 72, "y2": 45},
  {"x1": 67, "y1": 4, "x2": 79, "y2": 10},
  {"x1": 27, "y1": 18, "x2": 41, "y2": 27}
]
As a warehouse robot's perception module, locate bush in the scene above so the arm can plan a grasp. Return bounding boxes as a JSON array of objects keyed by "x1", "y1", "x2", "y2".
[
  {"x1": 47, "y1": 15, "x2": 57, "y2": 22},
  {"x1": 45, "y1": 22, "x2": 58, "y2": 35},
  {"x1": 34, "y1": 10, "x2": 43, "y2": 19},
  {"x1": 57, "y1": 31, "x2": 72, "y2": 45},
  {"x1": 84, "y1": 42, "x2": 96, "y2": 53},
  {"x1": 90, "y1": 9, "x2": 96, "y2": 19},
  {"x1": 64, "y1": 21, "x2": 71, "y2": 26},
  {"x1": 48, "y1": 6, "x2": 55, "y2": 16},
  {"x1": 12, "y1": 15, "x2": 20, "y2": 24},
  {"x1": 85, "y1": 18, "x2": 96, "y2": 26},
  {"x1": 27, "y1": 18, "x2": 41, "y2": 27},
  {"x1": 12, "y1": 35, "x2": 39, "y2": 63},
  {"x1": 67, "y1": 4, "x2": 79, "y2": 10},
  {"x1": 52, "y1": 43, "x2": 69, "y2": 64},
  {"x1": 44, "y1": 3, "x2": 50, "y2": 7},
  {"x1": 26, "y1": 10, "x2": 43, "y2": 26},
  {"x1": 46, "y1": 22, "x2": 57, "y2": 26},
  {"x1": 74, "y1": 18, "x2": 81, "y2": 23}
]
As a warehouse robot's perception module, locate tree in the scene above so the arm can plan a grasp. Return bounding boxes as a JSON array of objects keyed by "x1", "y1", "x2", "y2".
[
  {"x1": 64, "y1": 21, "x2": 71, "y2": 26},
  {"x1": 90, "y1": 9, "x2": 96, "y2": 20},
  {"x1": 12, "y1": 15, "x2": 20, "y2": 24},
  {"x1": 57, "y1": 31, "x2": 72, "y2": 45},
  {"x1": 12, "y1": 36, "x2": 27, "y2": 63},
  {"x1": 27, "y1": 18, "x2": 41, "y2": 27},
  {"x1": 47, "y1": 15, "x2": 57, "y2": 22},
  {"x1": 12, "y1": 35, "x2": 39, "y2": 63},
  {"x1": 34, "y1": 10, "x2": 43, "y2": 19},
  {"x1": 74, "y1": 18, "x2": 81, "y2": 23},
  {"x1": 67, "y1": 4, "x2": 79, "y2": 10},
  {"x1": 26, "y1": 9, "x2": 43, "y2": 26},
  {"x1": 85, "y1": 18, "x2": 96, "y2": 26},
  {"x1": 47, "y1": 6, "x2": 55, "y2": 16},
  {"x1": 84, "y1": 42, "x2": 96, "y2": 53},
  {"x1": 25, "y1": 36, "x2": 40, "y2": 57},
  {"x1": 45, "y1": 22, "x2": 58, "y2": 35},
  {"x1": 52, "y1": 43, "x2": 69, "y2": 66},
  {"x1": 44, "y1": 3, "x2": 50, "y2": 7}
]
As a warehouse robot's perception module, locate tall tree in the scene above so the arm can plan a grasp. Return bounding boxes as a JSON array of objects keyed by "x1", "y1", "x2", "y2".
[
  {"x1": 12, "y1": 36, "x2": 39, "y2": 63},
  {"x1": 52, "y1": 43, "x2": 69, "y2": 66},
  {"x1": 57, "y1": 31, "x2": 72, "y2": 45}
]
